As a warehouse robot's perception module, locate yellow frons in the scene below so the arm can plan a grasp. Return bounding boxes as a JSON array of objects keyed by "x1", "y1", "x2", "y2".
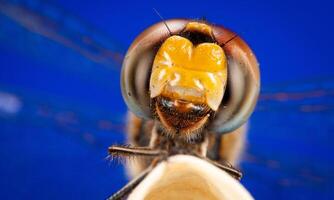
[{"x1": 149, "y1": 35, "x2": 227, "y2": 111}]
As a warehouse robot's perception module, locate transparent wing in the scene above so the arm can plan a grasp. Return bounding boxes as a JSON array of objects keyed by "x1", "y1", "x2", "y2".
[
  {"x1": 0, "y1": 2, "x2": 127, "y2": 199},
  {"x1": 243, "y1": 77, "x2": 333, "y2": 199},
  {"x1": 0, "y1": 0, "x2": 126, "y2": 148}
]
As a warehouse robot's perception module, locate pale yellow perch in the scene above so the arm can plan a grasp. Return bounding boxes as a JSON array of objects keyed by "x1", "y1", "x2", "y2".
[{"x1": 128, "y1": 155, "x2": 254, "y2": 200}]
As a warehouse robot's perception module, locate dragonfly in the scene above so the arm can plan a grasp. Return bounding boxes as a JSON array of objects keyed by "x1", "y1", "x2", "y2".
[{"x1": 0, "y1": 0, "x2": 332, "y2": 199}]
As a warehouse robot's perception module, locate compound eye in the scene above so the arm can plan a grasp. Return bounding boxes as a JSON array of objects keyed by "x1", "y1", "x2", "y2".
[{"x1": 209, "y1": 25, "x2": 260, "y2": 134}]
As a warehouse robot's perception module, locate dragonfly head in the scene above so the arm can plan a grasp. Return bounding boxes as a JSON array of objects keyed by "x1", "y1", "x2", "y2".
[
  {"x1": 150, "y1": 22, "x2": 227, "y2": 136},
  {"x1": 121, "y1": 19, "x2": 260, "y2": 135}
]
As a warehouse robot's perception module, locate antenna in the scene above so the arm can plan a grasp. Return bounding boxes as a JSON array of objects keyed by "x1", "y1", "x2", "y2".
[
  {"x1": 153, "y1": 8, "x2": 172, "y2": 36},
  {"x1": 221, "y1": 34, "x2": 238, "y2": 47}
]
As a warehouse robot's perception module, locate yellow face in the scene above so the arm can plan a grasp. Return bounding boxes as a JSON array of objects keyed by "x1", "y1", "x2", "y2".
[
  {"x1": 150, "y1": 33, "x2": 227, "y2": 111},
  {"x1": 149, "y1": 22, "x2": 228, "y2": 135}
]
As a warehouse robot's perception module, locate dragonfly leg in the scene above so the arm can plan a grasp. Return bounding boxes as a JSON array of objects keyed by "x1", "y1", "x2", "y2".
[
  {"x1": 106, "y1": 166, "x2": 152, "y2": 200},
  {"x1": 202, "y1": 157, "x2": 243, "y2": 180},
  {"x1": 108, "y1": 145, "x2": 167, "y2": 158}
]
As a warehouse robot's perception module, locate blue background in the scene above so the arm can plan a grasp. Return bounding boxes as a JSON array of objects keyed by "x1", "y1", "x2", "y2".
[{"x1": 0, "y1": 0, "x2": 333, "y2": 199}]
